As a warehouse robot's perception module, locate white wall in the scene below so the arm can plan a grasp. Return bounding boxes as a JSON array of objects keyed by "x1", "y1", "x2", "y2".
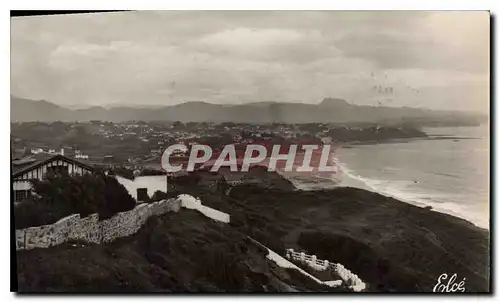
[
  {"x1": 178, "y1": 194, "x2": 230, "y2": 223},
  {"x1": 265, "y1": 244, "x2": 342, "y2": 288},
  {"x1": 198, "y1": 205, "x2": 230, "y2": 223},
  {"x1": 115, "y1": 175, "x2": 168, "y2": 201},
  {"x1": 285, "y1": 249, "x2": 366, "y2": 291},
  {"x1": 179, "y1": 194, "x2": 202, "y2": 209}
]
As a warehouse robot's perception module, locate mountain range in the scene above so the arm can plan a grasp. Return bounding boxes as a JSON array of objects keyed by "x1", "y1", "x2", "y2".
[{"x1": 11, "y1": 95, "x2": 487, "y2": 126}]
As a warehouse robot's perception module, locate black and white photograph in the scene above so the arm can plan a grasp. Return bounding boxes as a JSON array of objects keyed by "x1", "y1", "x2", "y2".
[{"x1": 10, "y1": 10, "x2": 490, "y2": 293}]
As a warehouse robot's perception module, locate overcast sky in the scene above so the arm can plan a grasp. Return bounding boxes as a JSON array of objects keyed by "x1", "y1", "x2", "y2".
[{"x1": 11, "y1": 11, "x2": 489, "y2": 112}]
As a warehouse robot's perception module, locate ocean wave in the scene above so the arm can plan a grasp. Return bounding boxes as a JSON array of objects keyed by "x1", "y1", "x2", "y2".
[
  {"x1": 337, "y1": 163, "x2": 487, "y2": 229},
  {"x1": 431, "y1": 171, "x2": 461, "y2": 179}
]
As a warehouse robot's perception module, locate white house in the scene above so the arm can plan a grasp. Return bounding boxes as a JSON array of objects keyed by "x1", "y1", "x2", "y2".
[
  {"x1": 114, "y1": 175, "x2": 168, "y2": 202},
  {"x1": 30, "y1": 148, "x2": 44, "y2": 154}
]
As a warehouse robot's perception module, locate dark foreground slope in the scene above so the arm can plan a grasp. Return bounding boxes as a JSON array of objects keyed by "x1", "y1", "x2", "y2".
[
  {"x1": 16, "y1": 185, "x2": 490, "y2": 293},
  {"x1": 197, "y1": 186, "x2": 490, "y2": 292},
  {"x1": 16, "y1": 209, "x2": 343, "y2": 293}
]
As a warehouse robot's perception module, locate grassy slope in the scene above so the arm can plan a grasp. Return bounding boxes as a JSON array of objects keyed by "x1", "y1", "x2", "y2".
[
  {"x1": 196, "y1": 185, "x2": 490, "y2": 292},
  {"x1": 16, "y1": 209, "x2": 342, "y2": 293},
  {"x1": 16, "y1": 184, "x2": 490, "y2": 292}
]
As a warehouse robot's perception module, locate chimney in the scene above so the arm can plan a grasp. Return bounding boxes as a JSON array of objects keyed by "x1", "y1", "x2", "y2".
[{"x1": 60, "y1": 148, "x2": 64, "y2": 156}]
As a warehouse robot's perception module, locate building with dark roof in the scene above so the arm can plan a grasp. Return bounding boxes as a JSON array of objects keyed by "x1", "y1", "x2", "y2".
[{"x1": 12, "y1": 154, "x2": 94, "y2": 202}]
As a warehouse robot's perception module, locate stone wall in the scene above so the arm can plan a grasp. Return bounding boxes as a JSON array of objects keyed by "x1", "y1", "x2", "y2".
[
  {"x1": 15, "y1": 198, "x2": 181, "y2": 251},
  {"x1": 70, "y1": 213, "x2": 101, "y2": 243}
]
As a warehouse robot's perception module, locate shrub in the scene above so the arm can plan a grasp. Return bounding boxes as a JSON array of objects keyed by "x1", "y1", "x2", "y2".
[
  {"x1": 14, "y1": 173, "x2": 136, "y2": 228},
  {"x1": 151, "y1": 190, "x2": 169, "y2": 202},
  {"x1": 110, "y1": 167, "x2": 135, "y2": 180},
  {"x1": 99, "y1": 176, "x2": 136, "y2": 219},
  {"x1": 14, "y1": 197, "x2": 53, "y2": 229},
  {"x1": 140, "y1": 169, "x2": 166, "y2": 177}
]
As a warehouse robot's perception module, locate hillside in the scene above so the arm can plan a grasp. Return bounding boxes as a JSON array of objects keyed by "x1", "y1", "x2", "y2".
[
  {"x1": 16, "y1": 184, "x2": 490, "y2": 292},
  {"x1": 16, "y1": 209, "x2": 345, "y2": 293},
  {"x1": 185, "y1": 185, "x2": 490, "y2": 292},
  {"x1": 11, "y1": 95, "x2": 486, "y2": 125}
]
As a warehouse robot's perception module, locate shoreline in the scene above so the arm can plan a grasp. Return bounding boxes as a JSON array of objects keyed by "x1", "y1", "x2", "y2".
[
  {"x1": 288, "y1": 174, "x2": 489, "y2": 232},
  {"x1": 335, "y1": 182, "x2": 489, "y2": 232},
  {"x1": 292, "y1": 185, "x2": 487, "y2": 232},
  {"x1": 217, "y1": 185, "x2": 490, "y2": 292},
  {"x1": 285, "y1": 130, "x2": 488, "y2": 230},
  {"x1": 337, "y1": 135, "x2": 481, "y2": 148},
  {"x1": 332, "y1": 139, "x2": 489, "y2": 230}
]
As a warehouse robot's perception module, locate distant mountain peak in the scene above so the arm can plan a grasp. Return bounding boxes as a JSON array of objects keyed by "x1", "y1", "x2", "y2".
[
  {"x1": 10, "y1": 95, "x2": 484, "y2": 125},
  {"x1": 319, "y1": 98, "x2": 350, "y2": 107}
]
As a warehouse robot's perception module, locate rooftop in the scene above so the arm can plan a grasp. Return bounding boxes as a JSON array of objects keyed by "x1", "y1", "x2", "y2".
[{"x1": 12, "y1": 154, "x2": 95, "y2": 177}]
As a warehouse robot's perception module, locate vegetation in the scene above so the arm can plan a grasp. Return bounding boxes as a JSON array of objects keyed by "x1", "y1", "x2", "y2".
[
  {"x1": 193, "y1": 185, "x2": 489, "y2": 292},
  {"x1": 16, "y1": 210, "x2": 342, "y2": 292},
  {"x1": 14, "y1": 171, "x2": 490, "y2": 292},
  {"x1": 107, "y1": 167, "x2": 166, "y2": 180},
  {"x1": 14, "y1": 172, "x2": 136, "y2": 229},
  {"x1": 140, "y1": 168, "x2": 166, "y2": 176},
  {"x1": 150, "y1": 190, "x2": 169, "y2": 202},
  {"x1": 107, "y1": 167, "x2": 135, "y2": 180}
]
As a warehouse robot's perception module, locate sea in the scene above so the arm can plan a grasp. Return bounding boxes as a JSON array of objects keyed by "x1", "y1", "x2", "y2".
[{"x1": 286, "y1": 126, "x2": 490, "y2": 230}]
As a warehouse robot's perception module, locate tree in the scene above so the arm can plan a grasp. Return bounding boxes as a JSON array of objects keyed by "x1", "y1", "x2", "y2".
[
  {"x1": 99, "y1": 176, "x2": 136, "y2": 219},
  {"x1": 173, "y1": 121, "x2": 184, "y2": 129},
  {"x1": 14, "y1": 173, "x2": 137, "y2": 228}
]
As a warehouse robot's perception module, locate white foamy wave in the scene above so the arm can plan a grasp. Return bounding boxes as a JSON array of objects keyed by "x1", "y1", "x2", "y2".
[{"x1": 338, "y1": 163, "x2": 487, "y2": 229}]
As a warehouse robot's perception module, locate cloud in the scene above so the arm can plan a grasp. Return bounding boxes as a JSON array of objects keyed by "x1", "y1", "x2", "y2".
[
  {"x1": 10, "y1": 11, "x2": 490, "y2": 112},
  {"x1": 199, "y1": 28, "x2": 303, "y2": 48},
  {"x1": 193, "y1": 27, "x2": 339, "y2": 64},
  {"x1": 335, "y1": 11, "x2": 489, "y2": 73},
  {"x1": 52, "y1": 41, "x2": 132, "y2": 57}
]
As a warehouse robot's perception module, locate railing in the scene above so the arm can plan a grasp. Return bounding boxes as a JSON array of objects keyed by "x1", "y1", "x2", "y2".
[
  {"x1": 285, "y1": 249, "x2": 366, "y2": 292},
  {"x1": 285, "y1": 249, "x2": 331, "y2": 270}
]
